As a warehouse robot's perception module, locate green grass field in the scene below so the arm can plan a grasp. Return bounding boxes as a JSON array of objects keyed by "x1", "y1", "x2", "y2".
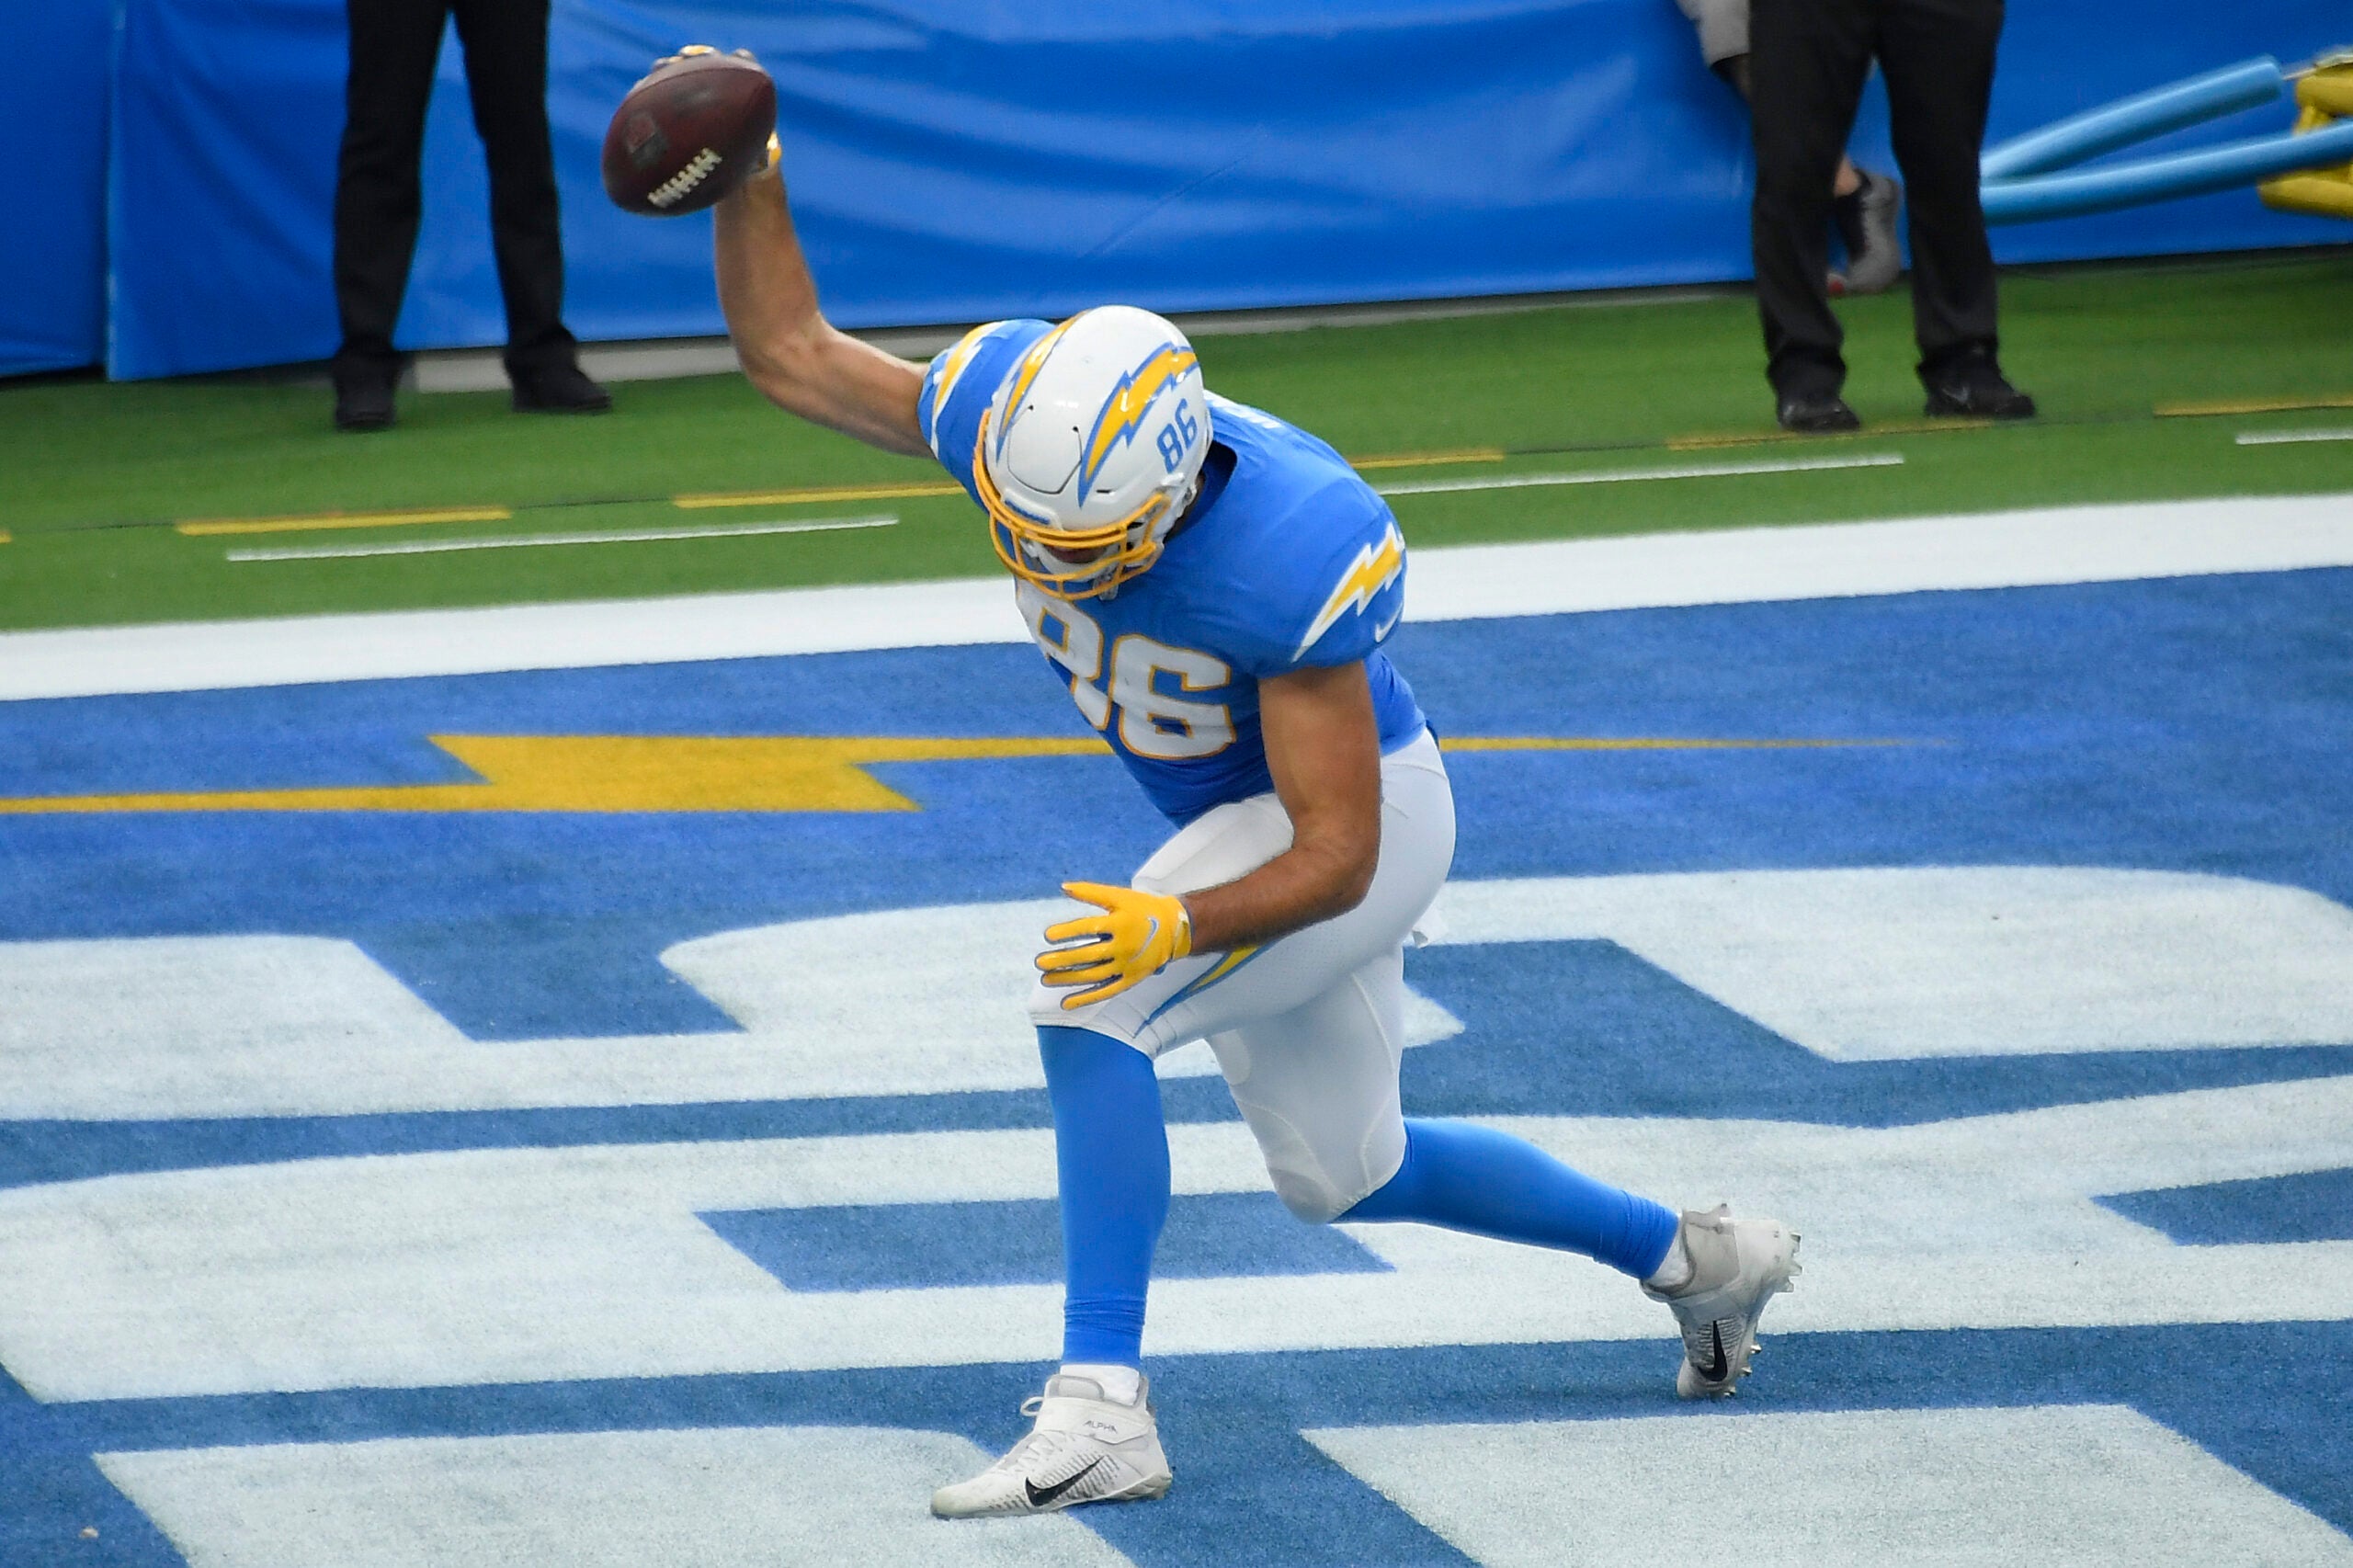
[{"x1": 1, "y1": 249, "x2": 2347, "y2": 632}]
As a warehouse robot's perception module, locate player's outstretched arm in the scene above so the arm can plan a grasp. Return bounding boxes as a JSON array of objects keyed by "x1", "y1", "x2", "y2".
[
  {"x1": 712, "y1": 165, "x2": 929, "y2": 457},
  {"x1": 1185, "y1": 661, "x2": 1383, "y2": 950}
]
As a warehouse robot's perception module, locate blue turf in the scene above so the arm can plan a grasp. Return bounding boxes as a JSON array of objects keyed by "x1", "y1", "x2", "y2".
[
  {"x1": 9, "y1": 1324, "x2": 2351, "y2": 1568},
  {"x1": 701, "y1": 1191, "x2": 1390, "y2": 1291},
  {"x1": 1398, "y1": 939, "x2": 2353, "y2": 1128},
  {"x1": 4, "y1": 572, "x2": 2352, "y2": 1563},
  {"x1": 11, "y1": 942, "x2": 2350, "y2": 1191},
  {"x1": 2099, "y1": 1167, "x2": 2353, "y2": 1245},
  {"x1": 3, "y1": 571, "x2": 2350, "y2": 1040}
]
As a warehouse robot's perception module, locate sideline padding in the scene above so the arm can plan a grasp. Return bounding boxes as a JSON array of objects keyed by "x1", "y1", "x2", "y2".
[
  {"x1": 5, "y1": 494, "x2": 2351, "y2": 701},
  {"x1": 101, "y1": 0, "x2": 2353, "y2": 379},
  {"x1": 0, "y1": 0, "x2": 109, "y2": 376}
]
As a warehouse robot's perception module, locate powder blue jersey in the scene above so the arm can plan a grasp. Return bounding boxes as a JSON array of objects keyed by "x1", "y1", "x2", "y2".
[{"x1": 919, "y1": 318, "x2": 1427, "y2": 825}]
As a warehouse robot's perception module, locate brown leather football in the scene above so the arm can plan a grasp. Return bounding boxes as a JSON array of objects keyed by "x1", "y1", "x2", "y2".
[{"x1": 601, "y1": 49, "x2": 777, "y2": 217}]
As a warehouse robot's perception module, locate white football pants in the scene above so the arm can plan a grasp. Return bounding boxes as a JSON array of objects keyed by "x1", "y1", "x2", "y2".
[{"x1": 1028, "y1": 728, "x2": 1456, "y2": 1221}]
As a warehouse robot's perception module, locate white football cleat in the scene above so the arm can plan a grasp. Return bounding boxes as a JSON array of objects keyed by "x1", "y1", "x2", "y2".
[
  {"x1": 930, "y1": 1373, "x2": 1173, "y2": 1518},
  {"x1": 1643, "y1": 1204, "x2": 1802, "y2": 1399}
]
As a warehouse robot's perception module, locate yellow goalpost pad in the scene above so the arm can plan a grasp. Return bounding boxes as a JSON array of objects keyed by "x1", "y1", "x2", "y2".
[{"x1": 2260, "y1": 58, "x2": 2353, "y2": 220}]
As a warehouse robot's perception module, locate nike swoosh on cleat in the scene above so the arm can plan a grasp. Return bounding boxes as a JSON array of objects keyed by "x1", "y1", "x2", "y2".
[
  {"x1": 1025, "y1": 1458, "x2": 1106, "y2": 1509},
  {"x1": 1697, "y1": 1322, "x2": 1730, "y2": 1382}
]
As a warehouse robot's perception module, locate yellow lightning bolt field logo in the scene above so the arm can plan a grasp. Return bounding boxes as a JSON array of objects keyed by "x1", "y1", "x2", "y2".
[
  {"x1": 1295, "y1": 522, "x2": 1406, "y2": 656},
  {"x1": 0, "y1": 731, "x2": 1911, "y2": 817},
  {"x1": 1078, "y1": 343, "x2": 1200, "y2": 492}
]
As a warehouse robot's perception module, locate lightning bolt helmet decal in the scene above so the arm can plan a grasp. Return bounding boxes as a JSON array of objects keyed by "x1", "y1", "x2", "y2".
[
  {"x1": 977, "y1": 307, "x2": 1212, "y2": 601},
  {"x1": 1076, "y1": 343, "x2": 1201, "y2": 495}
]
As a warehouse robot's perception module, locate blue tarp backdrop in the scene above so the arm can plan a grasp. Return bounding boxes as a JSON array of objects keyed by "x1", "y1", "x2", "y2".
[
  {"x1": 0, "y1": 0, "x2": 113, "y2": 377},
  {"x1": 85, "y1": 0, "x2": 2353, "y2": 379}
]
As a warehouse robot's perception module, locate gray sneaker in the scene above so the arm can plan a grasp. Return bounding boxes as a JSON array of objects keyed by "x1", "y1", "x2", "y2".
[
  {"x1": 1643, "y1": 1205, "x2": 1802, "y2": 1399},
  {"x1": 1837, "y1": 172, "x2": 1904, "y2": 296},
  {"x1": 931, "y1": 1373, "x2": 1173, "y2": 1517}
]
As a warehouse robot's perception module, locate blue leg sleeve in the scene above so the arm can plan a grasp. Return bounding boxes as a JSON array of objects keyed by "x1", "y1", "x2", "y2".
[
  {"x1": 1038, "y1": 1025, "x2": 1170, "y2": 1367},
  {"x1": 1342, "y1": 1118, "x2": 1680, "y2": 1279}
]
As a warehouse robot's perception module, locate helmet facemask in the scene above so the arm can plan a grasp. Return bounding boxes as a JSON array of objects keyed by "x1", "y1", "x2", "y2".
[{"x1": 978, "y1": 415, "x2": 1195, "y2": 599}]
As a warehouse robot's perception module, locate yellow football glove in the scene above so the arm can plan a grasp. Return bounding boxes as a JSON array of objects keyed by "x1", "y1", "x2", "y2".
[{"x1": 1036, "y1": 881, "x2": 1193, "y2": 1009}]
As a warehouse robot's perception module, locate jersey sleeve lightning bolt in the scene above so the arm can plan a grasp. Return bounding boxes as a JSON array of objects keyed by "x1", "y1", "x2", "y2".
[
  {"x1": 918, "y1": 319, "x2": 1051, "y2": 502},
  {"x1": 920, "y1": 339, "x2": 1427, "y2": 824},
  {"x1": 1290, "y1": 514, "x2": 1406, "y2": 662}
]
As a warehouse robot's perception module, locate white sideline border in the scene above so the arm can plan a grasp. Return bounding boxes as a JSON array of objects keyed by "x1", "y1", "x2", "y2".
[
  {"x1": 2237, "y1": 427, "x2": 2353, "y2": 447},
  {"x1": 2, "y1": 493, "x2": 2348, "y2": 702}
]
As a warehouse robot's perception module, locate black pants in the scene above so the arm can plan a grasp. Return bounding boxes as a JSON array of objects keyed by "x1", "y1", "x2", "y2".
[
  {"x1": 333, "y1": 0, "x2": 574, "y2": 380},
  {"x1": 1749, "y1": 0, "x2": 2003, "y2": 397}
]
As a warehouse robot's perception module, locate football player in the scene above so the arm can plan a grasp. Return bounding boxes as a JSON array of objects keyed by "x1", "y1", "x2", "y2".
[{"x1": 708, "y1": 127, "x2": 1800, "y2": 1518}]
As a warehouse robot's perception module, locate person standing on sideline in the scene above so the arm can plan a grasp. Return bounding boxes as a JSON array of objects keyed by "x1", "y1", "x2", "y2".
[
  {"x1": 1748, "y1": 0, "x2": 2035, "y2": 431},
  {"x1": 1672, "y1": 0, "x2": 1903, "y2": 296},
  {"x1": 331, "y1": 0, "x2": 610, "y2": 431}
]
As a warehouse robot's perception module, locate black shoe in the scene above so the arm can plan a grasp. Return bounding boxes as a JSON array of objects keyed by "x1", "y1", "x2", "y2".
[
  {"x1": 333, "y1": 369, "x2": 397, "y2": 433},
  {"x1": 511, "y1": 362, "x2": 613, "y2": 415},
  {"x1": 1776, "y1": 392, "x2": 1861, "y2": 434},
  {"x1": 1923, "y1": 360, "x2": 2036, "y2": 420}
]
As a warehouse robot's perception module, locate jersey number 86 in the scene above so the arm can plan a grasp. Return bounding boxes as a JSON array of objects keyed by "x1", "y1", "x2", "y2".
[
  {"x1": 1154, "y1": 400, "x2": 1201, "y2": 472},
  {"x1": 1018, "y1": 584, "x2": 1235, "y2": 762}
]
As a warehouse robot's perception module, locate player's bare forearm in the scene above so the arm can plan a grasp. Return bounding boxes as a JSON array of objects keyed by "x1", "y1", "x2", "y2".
[
  {"x1": 1180, "y1": 663, "x2": 1383, "y2": 952},
  {"x1": 712, "y1": 169, "x2": 928, "y2": 457}
]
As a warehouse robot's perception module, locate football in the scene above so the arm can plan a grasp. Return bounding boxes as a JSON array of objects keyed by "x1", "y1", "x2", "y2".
[{"x1": 601, "y1": 48, "x2": 777, "y2": 217}]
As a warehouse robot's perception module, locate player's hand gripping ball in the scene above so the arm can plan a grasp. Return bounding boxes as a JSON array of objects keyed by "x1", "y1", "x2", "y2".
[
  {"x1": 601, "y1": 46, "x2": 778, "y2": 216},
  {"x1": 1037, "y1": 882, "x2": 1194, "y2": 1009}
]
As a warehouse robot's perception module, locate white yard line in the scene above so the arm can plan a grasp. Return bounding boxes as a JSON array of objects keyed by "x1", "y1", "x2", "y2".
[
  {"x1": 1373, "y1": 452, "x2": 1902, "y2": 496},
  {"x1": 2235, "y1": 427, "x2": 2353, "y2": 447},
  {"x1": 3, "y1": 493, "x2": 2349, "y2": 701},
  {"x1": 225, "y1": 516, "x2": 895, "y2": 563}
]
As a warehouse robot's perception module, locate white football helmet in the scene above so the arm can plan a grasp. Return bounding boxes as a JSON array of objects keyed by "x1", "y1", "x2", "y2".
[{"x1": 975, "y1": 305, "x2": 1211, "y2": 600}]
